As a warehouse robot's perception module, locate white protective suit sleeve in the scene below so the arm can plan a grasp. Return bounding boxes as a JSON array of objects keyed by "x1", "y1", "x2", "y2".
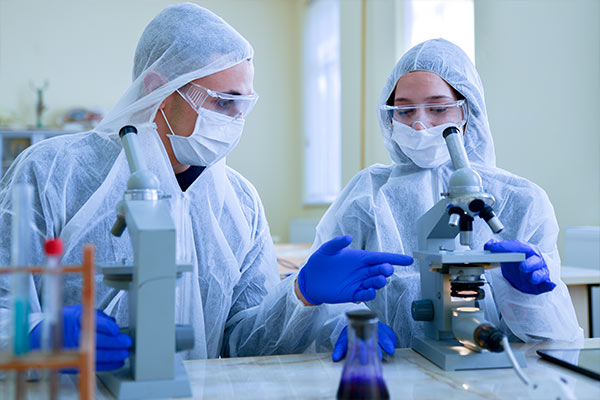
[
  {"x1": 217, "y1": 168, "x2": 351, "y2": 357},
  {"x1": 0, "y1": 3, "x2": 349, "y2": 358},
  {"x1": 311, "y1": 38, "x2": 582, "y2": 346}
]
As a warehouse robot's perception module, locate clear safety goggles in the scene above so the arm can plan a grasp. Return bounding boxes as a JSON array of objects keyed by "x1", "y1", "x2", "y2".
[
  {"x1": 380, "y1": 99, "x2": 467, "y2": 128},
  {"x1": 177, "y1": 82, "x2": 259, "y2": 120}
]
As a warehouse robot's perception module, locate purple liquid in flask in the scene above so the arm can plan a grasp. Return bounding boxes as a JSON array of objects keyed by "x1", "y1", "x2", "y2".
[{"x1": 337, "y1": 310, "x2": 390, "y2": 400}]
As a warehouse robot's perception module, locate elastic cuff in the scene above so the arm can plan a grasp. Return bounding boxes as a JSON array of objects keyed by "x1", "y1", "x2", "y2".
[{"x1": 297, "y1": 268, "x2": 321, "y2": 306}]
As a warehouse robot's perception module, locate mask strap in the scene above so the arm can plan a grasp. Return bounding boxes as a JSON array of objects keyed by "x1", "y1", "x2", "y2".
[{"x1": 159, "y1": 108, "x2": 176, "y2": 135}]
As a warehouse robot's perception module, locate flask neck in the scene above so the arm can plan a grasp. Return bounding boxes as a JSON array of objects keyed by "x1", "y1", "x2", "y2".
[{"x1": 350, "y1": 320, "x2": 377, "y2": 342}]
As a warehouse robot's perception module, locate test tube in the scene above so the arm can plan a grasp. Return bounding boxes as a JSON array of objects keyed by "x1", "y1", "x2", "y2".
[
  {"x1": 42, "y1": 238, "x2": 64, "y2": 400},
  {"x1": 42, "y1": 238, "x2": 64, "y2": 353},
  {"x1": 10, "y1": 183, "x2": 33, "y2": 400},
  {"x1": 10, "y1": 183, "x2": 33, "y2": 356}
]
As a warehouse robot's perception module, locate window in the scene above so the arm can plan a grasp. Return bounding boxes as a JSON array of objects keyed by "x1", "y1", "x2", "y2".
[
  {"x1": 403, "y1": 0, "x2": 475, "y2": 64},
  {"x1": 303, "y1": 0, "x2": 341, "y2": 205}
]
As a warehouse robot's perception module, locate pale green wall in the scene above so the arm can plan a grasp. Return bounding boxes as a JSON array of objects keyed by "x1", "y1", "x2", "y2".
[
  {"x1": 0, "y1": 0, "x2": 166, "y2": 121},
  {"x1": 0, "y1": 0, "x2": 307, "y2": 242},
  {"x1": 339, "y1": 0, "x2": 398, "y2": 184},
  {"x1": 323, "y1": 0, "x2": 600, "y2": 254},
  {"x1": 311, "y1": 0, "x2": 401, "y2": 235},
  {"x1": 474, "y1": 0, "x2": 600, "y2": 253}
]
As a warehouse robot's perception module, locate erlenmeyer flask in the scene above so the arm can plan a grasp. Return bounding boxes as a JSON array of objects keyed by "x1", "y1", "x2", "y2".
[{"x1": 337, "y1": 310, "x2": 390, "y2": 399}]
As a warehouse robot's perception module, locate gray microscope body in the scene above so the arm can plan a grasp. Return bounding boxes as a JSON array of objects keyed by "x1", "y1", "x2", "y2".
[
  {"x1": 411, "y1": 126, "x2": 527, "y2": 371},
  {"x1": 97, "y1": 126, "x2": 194, "y2": 399}
]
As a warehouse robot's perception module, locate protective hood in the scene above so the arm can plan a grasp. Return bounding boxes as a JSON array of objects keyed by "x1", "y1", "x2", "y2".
[
  {"x1": 378, "y1": 38, "x2": 496, "y2": 168},
  {"x1": 96, "y1": 2, "x2": 254, "y2": 133}
]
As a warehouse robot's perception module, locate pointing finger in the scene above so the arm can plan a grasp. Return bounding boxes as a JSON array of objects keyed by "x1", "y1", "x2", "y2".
[{"x1": 362, "y1": 251, "x2": 413, "y2": 266}]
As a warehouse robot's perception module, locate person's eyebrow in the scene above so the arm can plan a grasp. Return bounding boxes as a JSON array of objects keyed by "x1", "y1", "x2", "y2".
[
  {"x1": 223, "y1": 90, "x2": 242, "y2": 95},
  {"x1": 394, "y1": 95, "x2": 454, "y2": 103},
  {"x1": 424, "y1": 95, "x2": 454, "y2": 101}
]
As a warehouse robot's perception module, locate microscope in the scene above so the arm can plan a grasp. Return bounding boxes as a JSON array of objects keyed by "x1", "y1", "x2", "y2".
[
  {"x1": 97, "y1": 126, "x2": 194, "y2": 399},
  {"x1": 410, "y1": 126, "x2": 527, "y2": 371}
]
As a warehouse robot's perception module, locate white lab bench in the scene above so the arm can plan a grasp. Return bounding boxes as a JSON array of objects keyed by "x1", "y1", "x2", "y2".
[{"x1": 2, "y1": 338, "x2": 598, "y2": 399}]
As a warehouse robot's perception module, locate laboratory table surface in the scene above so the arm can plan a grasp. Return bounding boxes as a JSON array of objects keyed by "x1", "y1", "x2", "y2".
[{"x1": 3, "y1": 338, "x2": 599, "y2": 399}]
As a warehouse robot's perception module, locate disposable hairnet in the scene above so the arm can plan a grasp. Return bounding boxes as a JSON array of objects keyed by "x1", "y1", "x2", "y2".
[
  {"x1": 312, "y1": 39, "x2": 582, "y2": 345},
  {"x1": 0, "y1": 3, "x2": 346, "y2": 358},
  {"x1": 97, "y1": 2, "x2": 253, "y2": 134}
]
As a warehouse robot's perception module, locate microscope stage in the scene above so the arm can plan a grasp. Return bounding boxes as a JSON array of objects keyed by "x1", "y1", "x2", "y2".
[{"x1": 414, "y1": 250, "x2": 525, "y2": 265}]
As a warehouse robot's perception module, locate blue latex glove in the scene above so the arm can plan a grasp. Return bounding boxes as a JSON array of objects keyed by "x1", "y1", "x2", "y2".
[
  {"x1": 298, "y1": 235, "x2": 413, "y2": 305},
  {"x1": 30, "y1": 304, "x2": 132, "y2": 372},
  {"x1": 484, "y1": 239, "x2": 556, "y2": 295},
  {"x1": 332, "y1": 322, "x2": 397, "y2": 362}
]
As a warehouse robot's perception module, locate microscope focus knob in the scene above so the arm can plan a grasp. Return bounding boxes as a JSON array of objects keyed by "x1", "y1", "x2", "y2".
[
  {"x1": 411, "y1": 300, "x2": 434, "y2": 321},
  {"x1": 111, "y1": 214, "x2": 127, "y2": 237}
]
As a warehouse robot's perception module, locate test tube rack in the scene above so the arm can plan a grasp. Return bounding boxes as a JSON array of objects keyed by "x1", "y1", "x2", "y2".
[{"x1": 0, "y1": 244, "x2": 96, "y2": 400}]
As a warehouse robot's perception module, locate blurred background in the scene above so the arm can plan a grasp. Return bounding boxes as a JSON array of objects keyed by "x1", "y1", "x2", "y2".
[{"x1": 0, "y1": 0, "x2": 598, "y2": 255}]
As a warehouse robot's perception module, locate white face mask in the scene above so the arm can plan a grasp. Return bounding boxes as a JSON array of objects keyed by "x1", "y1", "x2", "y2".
[
  {"x1": 161, "y1": 108, "x2": 244, "y2": 167},
  {"x1": 391, "y1": 121, "x2": 458, "y2": 168}
]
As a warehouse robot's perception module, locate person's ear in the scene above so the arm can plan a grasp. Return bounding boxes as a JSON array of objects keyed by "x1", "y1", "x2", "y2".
[{"x1": 143, "y1": 70, "x2": 166, "y2": 94}]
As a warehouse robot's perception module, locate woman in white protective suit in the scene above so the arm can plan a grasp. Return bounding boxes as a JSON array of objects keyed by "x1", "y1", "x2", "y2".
[
  {"x1": 318, "y1": 39, "x2": 583, "y2": 357},
  {"x1": 0, "y1": 3, "x2": 413, "y2": 370}
]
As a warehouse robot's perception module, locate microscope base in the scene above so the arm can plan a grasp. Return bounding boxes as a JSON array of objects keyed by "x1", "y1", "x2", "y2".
[
  {"x1": 411, "y1": 336, "x2": 527, "y2": 371},
  {"x1": 97, "y1": 356, "x2": 192, "y2": 399}
]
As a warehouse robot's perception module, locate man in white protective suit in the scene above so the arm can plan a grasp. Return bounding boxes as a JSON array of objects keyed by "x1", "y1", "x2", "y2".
[{"x1": 0, "y1": 3, "x2": 413, "y2": 370}]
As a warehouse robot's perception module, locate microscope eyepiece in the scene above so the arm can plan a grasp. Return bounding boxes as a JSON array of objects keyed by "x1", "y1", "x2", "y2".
[
  {"x1": 442, "y1": 126, "x2": 461, "y2": 139},
  {"x1": 119, "y1": 125, "x2": 138, "y2": 138}
]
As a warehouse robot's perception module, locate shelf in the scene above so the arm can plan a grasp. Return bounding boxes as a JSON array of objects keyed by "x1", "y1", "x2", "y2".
[{"x1": 0, "y1": 130, "x2": 76, "y2": 179}]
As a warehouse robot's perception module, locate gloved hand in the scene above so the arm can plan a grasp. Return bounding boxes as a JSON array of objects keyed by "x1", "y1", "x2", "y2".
[
  {"x1": 297, "y1": 235, "x2": 413, "y2": 305},
  {"x1": 484, "y1": 239, "x2": 556, "y2": 295},
  {"x1": 30, "y1": 304, "x2": 132, "y2": 371},
  {"x1": 332, "y1": 322, "x2": 397, "y2": 362}
]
